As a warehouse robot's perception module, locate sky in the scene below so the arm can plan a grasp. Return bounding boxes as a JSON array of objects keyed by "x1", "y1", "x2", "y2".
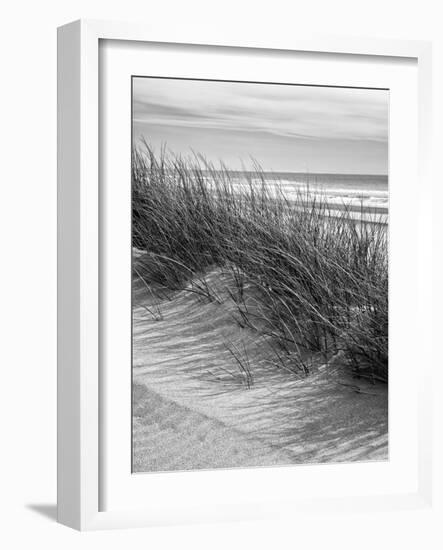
[{"x1": 132, "y1": 77, "x2": 389, "y2": 175}]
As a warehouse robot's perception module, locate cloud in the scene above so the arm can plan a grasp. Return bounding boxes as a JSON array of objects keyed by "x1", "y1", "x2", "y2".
[
  {"x1": 132, "y1": 77, "x2": 389, "y2": 173},
  {"x1": 133, "y1": 78, "x2": 388, "y2": 144},
  {"x1": 133, "y1": 100, "x2": 209, "y2": 121}
]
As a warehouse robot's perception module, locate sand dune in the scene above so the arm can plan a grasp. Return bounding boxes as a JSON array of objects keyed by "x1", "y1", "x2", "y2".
[
  {"x1": 132, "y1": 254, "x2": 388, "y2": 473},
  {"x1": 133, "y1": 384, "x2": 295, "y2": 472}
]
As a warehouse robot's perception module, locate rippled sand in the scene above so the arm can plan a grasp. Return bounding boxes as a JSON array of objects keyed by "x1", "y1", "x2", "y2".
[{"x1": 132, "y1": 254, "x2": 388, "y2": 473}]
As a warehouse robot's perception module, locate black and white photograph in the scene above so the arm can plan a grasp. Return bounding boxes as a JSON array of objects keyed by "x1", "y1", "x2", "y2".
[
  {"x1": 131, "y1": 76, "x2": 389, "y2": 473},
  {"x1": 3, "y1": 1, "x2": 440, "y2": 543}
]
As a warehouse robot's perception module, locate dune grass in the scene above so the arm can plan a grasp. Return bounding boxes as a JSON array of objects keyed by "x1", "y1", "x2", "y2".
[{"x1": 132, "y1": 144, "x2": 388, "y2": 383}]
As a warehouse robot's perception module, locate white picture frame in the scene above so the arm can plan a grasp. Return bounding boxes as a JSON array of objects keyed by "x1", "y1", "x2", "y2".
[{"x1": 57, "y1": 19, "x2": 433, "y2": 531}]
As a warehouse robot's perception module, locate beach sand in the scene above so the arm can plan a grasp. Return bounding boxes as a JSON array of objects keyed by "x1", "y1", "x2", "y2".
[{"x1": 132, "y1": 254, "x2": 388, "y2": 473}]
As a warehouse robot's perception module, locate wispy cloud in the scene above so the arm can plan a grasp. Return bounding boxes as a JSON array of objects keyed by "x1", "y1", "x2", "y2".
[{"x1": 132, "y1": 77, "x2": 389, "y2": 173}]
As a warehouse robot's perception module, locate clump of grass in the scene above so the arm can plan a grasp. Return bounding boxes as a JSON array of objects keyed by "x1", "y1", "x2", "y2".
[{"x1": 132, "y1": 144, "x2": 388, "y2": 383}]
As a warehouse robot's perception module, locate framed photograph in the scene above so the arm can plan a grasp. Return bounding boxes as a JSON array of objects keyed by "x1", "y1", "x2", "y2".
[{"x1": 57, "y1": 19, "x2": 433, "y2": 530}]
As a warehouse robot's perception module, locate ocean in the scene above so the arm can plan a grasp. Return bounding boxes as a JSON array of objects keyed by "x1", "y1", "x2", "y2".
[{"x1": 227, "y1": 171, "x2": 389, "y2": 214}]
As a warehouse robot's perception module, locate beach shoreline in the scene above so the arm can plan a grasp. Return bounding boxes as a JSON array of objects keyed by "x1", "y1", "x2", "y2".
[{"x1": 131, "y1": 145, "x2": 388, "y2": 473}]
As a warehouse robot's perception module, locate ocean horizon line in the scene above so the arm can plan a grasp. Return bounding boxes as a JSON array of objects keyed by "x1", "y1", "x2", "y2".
[{"x1": 199, "y1": 168, "x2": 389, "y2": 179}]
